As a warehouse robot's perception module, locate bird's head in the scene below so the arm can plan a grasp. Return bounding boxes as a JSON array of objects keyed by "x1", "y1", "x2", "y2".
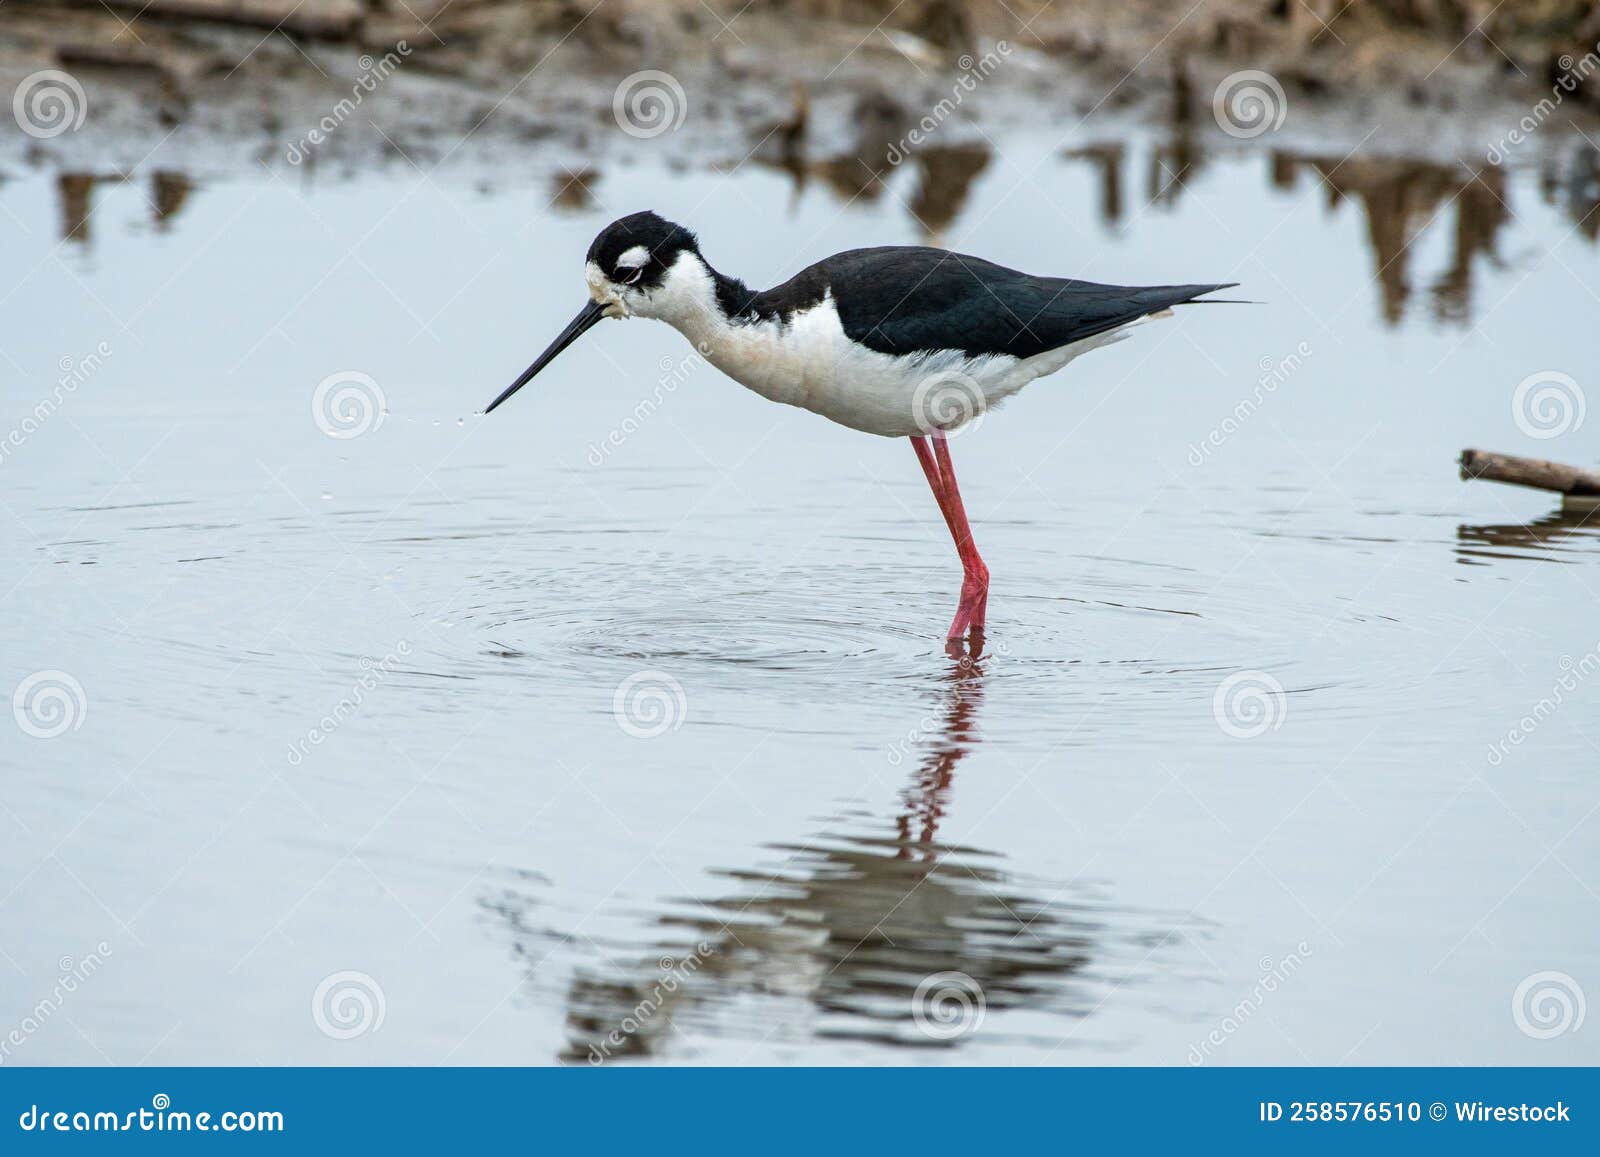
[{"x1": 485, "y1": 211, "x2": 706, "y2": 414}]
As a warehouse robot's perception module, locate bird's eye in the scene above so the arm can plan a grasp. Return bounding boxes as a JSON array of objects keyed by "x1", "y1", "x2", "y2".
[{"x1": 618, "y1": 267, "x2": 644, "y2": 285}]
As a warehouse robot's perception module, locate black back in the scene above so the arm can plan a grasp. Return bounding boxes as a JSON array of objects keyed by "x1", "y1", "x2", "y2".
[
  {"x1": 588, "y1": 213, "x2": 1236, "y2": 361},
  {"x1": 724, "y1": 246, "x2": 1235, "y2": 360}
]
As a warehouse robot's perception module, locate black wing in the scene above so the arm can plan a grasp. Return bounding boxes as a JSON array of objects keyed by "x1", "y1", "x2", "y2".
[{"x1": 794, "y1": 247, "x2": 1235, "y2": 360}]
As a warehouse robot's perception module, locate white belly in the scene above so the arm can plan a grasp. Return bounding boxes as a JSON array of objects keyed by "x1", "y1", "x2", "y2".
[{"x1": 678, "y1": 296, "x2": 1136, "y2": 438}]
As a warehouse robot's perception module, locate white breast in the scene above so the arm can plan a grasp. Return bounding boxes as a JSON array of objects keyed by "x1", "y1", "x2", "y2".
[
  {"x1": 633, "y1": 252, "x2": 1141, "y2": 438},
  {"x1": 694, "y1": 300, "x2": 1139, "y2": 438}
]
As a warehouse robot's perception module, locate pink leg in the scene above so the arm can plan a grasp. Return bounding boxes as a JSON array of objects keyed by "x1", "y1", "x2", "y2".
[
  {"x1": 931, "y1": 432, "x2": 989, "y2": 639},
  {"x1": 910, "y1": 435, "x2": 990, "y2": 651}
]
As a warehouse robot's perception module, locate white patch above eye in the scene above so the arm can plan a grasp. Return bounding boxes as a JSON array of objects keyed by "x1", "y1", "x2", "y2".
[{"x1": 614, "y1": 245, "x2": 650, "y2": 271}]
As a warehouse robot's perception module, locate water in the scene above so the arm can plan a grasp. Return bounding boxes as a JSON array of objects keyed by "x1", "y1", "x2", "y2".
[{"x1": 2, "y1": 126, "x2": 1598, "y2": 1065}]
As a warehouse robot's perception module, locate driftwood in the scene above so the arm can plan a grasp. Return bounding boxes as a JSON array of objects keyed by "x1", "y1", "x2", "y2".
[{"x1": 1459, "y1": 448, "x2": 1600, "y2": 496}]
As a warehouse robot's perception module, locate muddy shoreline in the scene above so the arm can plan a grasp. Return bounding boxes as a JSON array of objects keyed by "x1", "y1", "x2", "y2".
[{"x1": 4, "y1": 1, "x2": 1600, "y2": 183}]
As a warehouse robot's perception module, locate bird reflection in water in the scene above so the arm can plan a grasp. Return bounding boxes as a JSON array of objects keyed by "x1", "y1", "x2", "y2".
[{"x1": 478, "y1": 651, "x2": 1167, "y2": 1063}]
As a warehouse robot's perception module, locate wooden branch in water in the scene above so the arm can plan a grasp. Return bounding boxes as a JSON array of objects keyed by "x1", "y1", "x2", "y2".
[{"x1": 1459, "y1": 448, "x2": 1600, "y2": 496}]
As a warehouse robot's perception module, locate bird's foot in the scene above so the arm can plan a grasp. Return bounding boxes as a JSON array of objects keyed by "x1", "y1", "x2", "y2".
[
  {"x1": 945, "y1": 567, "x2": 990, "y2": 662},
  {"x1": 950, "y1": 566, "x2": 988, "y2": 630}
]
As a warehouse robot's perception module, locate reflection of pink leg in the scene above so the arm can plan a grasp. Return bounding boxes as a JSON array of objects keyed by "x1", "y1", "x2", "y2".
[{"x1": 910, "y1": 435, "x2": 989, "y2": 648}]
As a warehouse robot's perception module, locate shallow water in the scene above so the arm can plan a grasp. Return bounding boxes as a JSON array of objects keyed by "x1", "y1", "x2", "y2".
[{"x1": 3, "y1": 126, "x2": 1599, "y2": 1065}]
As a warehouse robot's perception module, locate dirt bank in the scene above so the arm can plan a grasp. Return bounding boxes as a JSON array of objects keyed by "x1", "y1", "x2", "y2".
[{"x1": 2, "y1": 1, "x2": 1597, "y2": 182}]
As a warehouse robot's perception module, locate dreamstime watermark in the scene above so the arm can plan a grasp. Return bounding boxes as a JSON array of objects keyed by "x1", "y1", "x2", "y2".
[
  {"x1": 17, "y1": 1095, "x2": 283, "y2": 1134},
  {"x1": 1486, "y1": 41, "x2": 1600, "y2": 164},
  {"x1": 1485, "y1": 645, "x2": 1599, "y2": 766},
  {"x1": 911, "y1": 369, "x2": 986, "y2": 437},
  {"x1": 285, "y1": 43, "x2": 411, "y2": 165},
  {"x1": 1213, "y1": 70, "x2": 1287, "y2": 139},
  {"x1": 12, "y1": 671, "x2": 87, "y2": 739},
  {"x1": 1511, "y1": 370, "x2": 1585, "y2": 439},
  {"x1": 311, "y1": 970, "x2": 386, "y2": 1040},
  {"x1": 12, "y1": 70, "x2": 87, "y2": 138},
  {"x1": 1, "y1": 342, "x2": 112, "y2": 469},
  {"x1": 613, "y1": 70, "x2": 687, "y2": 139},
  {"x1": 911, "y1": 970, "x2": 985, "y2": 1041},
  {"x1": 286, "y1": 641, "x2": 412, "y2": 766},
  {"x1": 1512, "y1": 971, "x2": 1585, "y2": 1039},
  {"x1": 312, "y1": 370, "x2": 386, "y2": 438},
  {"x1": 1187, "y1": 941, "x2": 1312, "y2": 1064},
  {"x1": 587, "y1": 342, "x2": 710, "y2": 465},
  {"x1": 885, "y1": 43, "x2": 1013, "y2": 166},
  {"x1": 612, "y1": 671, "x2": 687, "y2": 738},
  {"x1": 0, "y1": 942, "x2": 112, "y2": 1065},
  {"x1": 1188, "y1": 341, "x2": 1311, "y2": 465},
  {"x1": 586, "y1": 942, "x2": 716, "y2": 1064},
  {"x1": 1212, "y1": 670, "x2": 1288, "y2": 739}
]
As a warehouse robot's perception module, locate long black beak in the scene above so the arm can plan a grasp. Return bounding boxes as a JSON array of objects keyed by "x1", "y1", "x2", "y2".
[{"x1": 484, "y1": 299, "x2": 607, "y2": 414}]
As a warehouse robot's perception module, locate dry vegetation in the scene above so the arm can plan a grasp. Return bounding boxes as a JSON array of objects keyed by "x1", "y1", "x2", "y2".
[{"x1": 2, "y1": 0, "x2": 1597, "y2": 178}]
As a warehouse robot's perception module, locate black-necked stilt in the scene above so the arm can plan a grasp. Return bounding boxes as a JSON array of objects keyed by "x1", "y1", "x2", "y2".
[{"x1": 486, "y1": 211, "x2": 1236, "y2": 656}]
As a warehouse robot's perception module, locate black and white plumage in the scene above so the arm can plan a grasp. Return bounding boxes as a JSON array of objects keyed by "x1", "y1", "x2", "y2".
[
  {"x1": 489, "y1": 210, "x2": 1236, "y2": 437},
  {"x1": 486, "y1": 210, "x2": 1239, "y2": 652}
]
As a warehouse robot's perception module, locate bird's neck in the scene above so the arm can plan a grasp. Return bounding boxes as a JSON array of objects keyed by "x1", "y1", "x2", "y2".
[{"x1": 638, "y1": 250, "x2": 757, "y2": 346}]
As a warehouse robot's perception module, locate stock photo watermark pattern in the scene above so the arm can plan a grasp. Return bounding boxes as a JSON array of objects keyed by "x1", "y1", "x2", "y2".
[
  {"x1": 1486, "y1": 36, "x2": 1600, "y2": 164},
  {"x1": 613, "y1": 71, "x2": 688, "y2": 139},
  {"x1": 612, "y1": 671, "x2": 688, "y2": 738},
  {"x1": 884, "y1": 43, "x2": 1013, "y2": 166},
  {"x1": 911, "y1": 370, "x2": 987, "y2": 437},
  {"x1": 285, "y1": 44, "x2": 412, "y2": 166},
  {"x1": 1511, "y1": 371, "x2": 1585, "y2": 439},
  {"x1": 911, "y1": 971, "x2": 986, "y2": 1042},
  {"x1": 1511, "y1": 972, "x2": 1586, "y2": 1040},
  {"x1": 1212, "y1": 671, "x2": 1288, "y2": 739},
  {"x1": 312, "y1": 371, "x2": 387, "y2": 439},
  {"x1": 12, "y1": 70, "x2": 87, "y2": 139},
  {"x1": 1187, "y1": 342, "x2": 1311, "y2": 466},
  {"x1": 285, "y1": 642, "x2": 413, "y2": 766},
  {"x1": 311, "y1": 971, "x2": 386, "y2": 1041},
  {"x1": 0, "y1": 944, "x2": 113, "y2": 1065},
  {"x1": 2, "y1": 343, "x2": 112, "y2": 468},
  {"x1": 1189, "y1": 942, "x2": 1313, "y2": 1065},
  {"x1": 586, "y1": 944, "x2": 715, "y2": 1064},
  {"x1": 1212, "y1": 70, "x2": 1288, "y2": 140},
  {"x1": 12, "y1": 671, "x2": 87, "y2": 739},
  {"x1": 587, "y1": 343, "x2": 711, "y2": 465},
  {"x1": 1485, "y1": 646, "x2": 1599, "y2": 767}
]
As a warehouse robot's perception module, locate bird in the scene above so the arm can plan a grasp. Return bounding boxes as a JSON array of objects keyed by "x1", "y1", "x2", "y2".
[{"x1": 486, "y1": 210, "x2": 1236, "y2": 657}]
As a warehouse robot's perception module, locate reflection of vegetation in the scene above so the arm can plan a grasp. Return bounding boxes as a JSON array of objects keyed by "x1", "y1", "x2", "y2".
[
  {"x1": 750, "y1": 86, "x2": 992, "y2": 245},
  {"x1": 1062, "y1": 143, "x2": 1124, "y2": 226},
  {"x1": 58, "y1": 173, "x2": 96, "y2": 244},
  {"x1": 483, "y1": 657, "x2": 1177, "y2": 1062},
  {"x1": 1542, "y1": 144, "x2": 1600, "y2": 243},
  {"x1": 1275, "y1": 153, "x2": 1509, "y2": 325},
  {"x1": 907, "y1": 143, "x2": 989, "y2": 244},
  {"x1": 549, "y1": 167, "x2": 599, "y2": 213},
  {"x1": 54, "y1": 170, "x2": 196, "y2": 243},
  {"x1": 1148, "y1": 133, "x2": 1203, "y2": 209},
  {"x1": 1063, "y1": 136, "x2": 1531, "y2": 326},
  {"x1": 151, "y1": 170, "x2": 191, "y2": 229}
]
